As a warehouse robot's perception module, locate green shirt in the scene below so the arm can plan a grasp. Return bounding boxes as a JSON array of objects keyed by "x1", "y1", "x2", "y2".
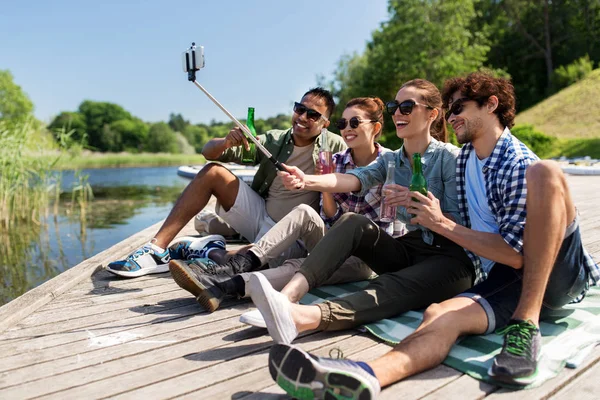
[{"x1": 217, "y1": 128, "x2": 347, "y2": 198}]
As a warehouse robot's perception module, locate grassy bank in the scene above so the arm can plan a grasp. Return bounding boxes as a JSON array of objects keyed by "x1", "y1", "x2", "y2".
[
  {"x1": 516, "y1": 69, "x2": 600, "y2": 139},
  {"x1": 29, "y1": 151, "x2": 208, "y2": 170}
]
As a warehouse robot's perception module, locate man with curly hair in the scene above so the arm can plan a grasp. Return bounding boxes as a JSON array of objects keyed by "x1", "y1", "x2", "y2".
[{"x1": 266, "y1": 72, "x2": 599, "y2": 399}]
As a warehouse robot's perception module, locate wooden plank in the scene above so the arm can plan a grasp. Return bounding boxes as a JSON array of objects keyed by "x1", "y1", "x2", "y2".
[
  {"x1": 0, "y1": 289, "x2": 192, "y2": 341},
  {"x1": 0, "y1": 300, "x2": 206, "y2": 360},
  {"x1": 0, "y1": 311, "x2": 259, "y2": 396},
  {"x1": 180, "y1": 334, "x2": 384, "y2": 400},
  {"x1": 0, "y1": 299, "x2": 253, "y2": 374},
  {"x1": 103, "y1": 331, "x2": 366, "y2": 400},
  {"x1": 549, "y1": 356, "x2": 600, "y2": 399},
  {"x1": 22, "y1": 279, "x2": 183, "y2": 319},
  {"x1": 35, "y1": 331, "x2": 334, "y2": 399},
  {"x1": 422, "y1": 374, "x2": 497, "y2": 400}
]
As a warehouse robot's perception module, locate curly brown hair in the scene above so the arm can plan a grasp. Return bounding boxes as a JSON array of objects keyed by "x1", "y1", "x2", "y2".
[
  {"x1": 442, "y1": 72, "x2": 516, "y2": 128},
  {"x1": 400, "y1": 79, "x2": 447, "y2": 142},
  {"x1": 345, "y1": 97, "x2": 385, "y2": 139}
]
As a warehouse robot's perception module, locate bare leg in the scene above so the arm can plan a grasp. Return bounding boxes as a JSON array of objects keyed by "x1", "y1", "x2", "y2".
[
  {"x1": 152, "y1": 164, "x2": 240, "y2": 248},
  {"x1": 281, "y1": 272, "x2": 310, "y2": 302},
  {"x1": 512, "y1": 161, "x2": 576, "y2": 325},
  {"x1": 367, "y1": 298, "x2": 487, "y2": 387}
]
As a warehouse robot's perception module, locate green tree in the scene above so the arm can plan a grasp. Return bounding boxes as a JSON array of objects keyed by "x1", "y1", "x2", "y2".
[
  {"x1": 328, "y1": 0, "x2": 490, "y2": 146},
  {"x1": 78, "y1": 101, "x2": 132, "y2": 151},
  {"x1": 478, "y1": 0, "x2": 600, "y2": 108},
  {"x1": 0, "y1": 70, "x2": 34, "y2": 128},
  {"x1": 145, "y1": 122, "x2": 179, "y2": 153},
  {"x1": 168, "y1": 113, "x2": 189, "y2": 133},
  {"x1": 48, "y1": 111, "x2": 88, "y2": 143},
  {"x1": 182, "y1": 124, "x2": 209, "y2": 152},
  {"x1": 109, "y1": 118, "x2": 149, "y2": 152}
]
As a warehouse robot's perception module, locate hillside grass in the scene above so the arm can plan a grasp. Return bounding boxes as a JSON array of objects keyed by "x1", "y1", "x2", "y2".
[{"x1": 516, "y1": 69, "x2": 600, "y2": 139}]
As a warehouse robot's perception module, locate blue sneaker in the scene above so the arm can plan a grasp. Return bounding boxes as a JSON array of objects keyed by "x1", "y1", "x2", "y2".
[
  {"x1": 107, "y1": 243, "x2": 171, "y2": 278},
  {"x1": 168, "y1": 235, "x2": 226, "y2": 260},
  {"x1": 269, "y1": 343, "x2": 381, "y2": 400}
]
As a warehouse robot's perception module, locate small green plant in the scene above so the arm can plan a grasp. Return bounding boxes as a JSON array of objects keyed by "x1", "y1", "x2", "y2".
[
  {"x1": 511, "y1": 124, "x2": 557, "y2": 158},
  {"x1": 552, "y1": 55, "x2": 595, "y2": 91}
]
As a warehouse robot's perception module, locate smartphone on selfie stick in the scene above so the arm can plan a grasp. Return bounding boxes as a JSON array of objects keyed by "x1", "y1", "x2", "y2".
[{"x1": 183, "y1": 42, "x2": 287, "y2": 172}]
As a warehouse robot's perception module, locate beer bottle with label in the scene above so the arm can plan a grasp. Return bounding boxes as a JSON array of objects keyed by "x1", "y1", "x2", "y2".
[{"x1": 241, "y1": 107, "x2": 257, "y2": 164}]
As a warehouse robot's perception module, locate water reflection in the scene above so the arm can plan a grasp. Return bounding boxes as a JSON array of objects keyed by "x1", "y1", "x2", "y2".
[{"x1": 0, "y1": 166, "x2": 189, "y2": 305}]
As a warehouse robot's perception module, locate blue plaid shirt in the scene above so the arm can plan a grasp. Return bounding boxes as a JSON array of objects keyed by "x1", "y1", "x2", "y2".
[
  {"x1": 320, "y1": 143, "x2": 398, "y2": 232},
  {"x1": 457, "y1": 128, "x2": 599, "y2": 285}
]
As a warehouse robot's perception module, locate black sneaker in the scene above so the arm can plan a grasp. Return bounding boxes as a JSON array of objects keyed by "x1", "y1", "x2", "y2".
[
  {"x1": 169, "y1": 258, "x2": 238, "y2": 312},
  {"x1": 219, "y1": 252, "x2": 261, "y2": 274},
  {"x1": 488, "y1": 319, "x2": 541, "y2": 386}
]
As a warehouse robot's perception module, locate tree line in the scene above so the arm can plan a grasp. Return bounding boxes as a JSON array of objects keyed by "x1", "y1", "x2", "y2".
[
  {"x1": 47, "y1": 102, "x2": 291, "y2": 154},
  {"x1": 324, "y1": 0, "x2": 599, "y2": 147}
]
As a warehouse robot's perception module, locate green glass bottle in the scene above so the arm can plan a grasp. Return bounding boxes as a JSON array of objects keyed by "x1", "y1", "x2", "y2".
[
  {"x1": 241, "y1": 107, "x2": 257, "y2": 164},
  {"x1": 409, "y1": 153, "x2": 427, "y2": 197}
]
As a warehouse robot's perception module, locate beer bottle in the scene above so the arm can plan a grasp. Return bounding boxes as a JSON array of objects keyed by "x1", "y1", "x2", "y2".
[{"x1": 241, "y1": 107, "x2": 257, "y2": 164}]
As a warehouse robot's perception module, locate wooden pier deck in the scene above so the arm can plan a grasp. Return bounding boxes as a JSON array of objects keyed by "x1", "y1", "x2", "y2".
[{"x1": 0, "y1": 175, "x2": 599, "y2": 399}]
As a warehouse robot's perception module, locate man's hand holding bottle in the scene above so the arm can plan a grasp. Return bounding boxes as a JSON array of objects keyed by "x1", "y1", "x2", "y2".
[{"x1": 225, "y1": 126, "x2": 252, "y2": 151}]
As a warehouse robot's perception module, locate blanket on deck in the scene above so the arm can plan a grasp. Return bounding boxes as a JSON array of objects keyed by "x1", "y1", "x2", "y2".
[{"x1": 300, "y1": 282, "x2": 600, "y2": 388}]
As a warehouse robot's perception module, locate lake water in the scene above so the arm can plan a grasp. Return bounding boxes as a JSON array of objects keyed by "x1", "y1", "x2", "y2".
[{"x1": 0, "y1": 166, "x2": 192, "y2": 305}]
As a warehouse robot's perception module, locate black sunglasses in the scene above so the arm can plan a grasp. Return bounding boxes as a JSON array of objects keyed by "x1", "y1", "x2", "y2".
[
  {"x1": 293, "y1": 102, "x2": 326, "y2": 122},
  {"x1": 445, "y1": 97, "x2": 471, "y2": 121},
  {"x1": 335, "y1": 116, "x2": 378, "y2": 130},
  {"x1": 386, "y1": 99, "x2": 433, "y2": 116}
]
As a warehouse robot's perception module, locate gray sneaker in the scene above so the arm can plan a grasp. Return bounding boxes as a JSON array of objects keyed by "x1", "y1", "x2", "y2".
[
  {"x1": 269, "y1": 343, "x2": 381, "y2": 400},
  {"x1": 488, "y1": 319, "x2": 541, "y2": 386}
]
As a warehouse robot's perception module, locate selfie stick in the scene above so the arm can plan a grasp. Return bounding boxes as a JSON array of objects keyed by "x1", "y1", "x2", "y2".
[{"x1": 184, "y1": 43, "x2": 286, "y2": 172}]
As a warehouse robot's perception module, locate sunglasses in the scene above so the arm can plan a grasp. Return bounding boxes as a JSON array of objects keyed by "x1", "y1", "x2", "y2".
[
  {"x1": 445, "y1": 97, "x2": 471, "y2": 121},
  {"x1": 335, "y1": 116, "x2": 378, "y2": 130},
  {"x1": 293, "y1": 102, "x2": 326, "y2": 122},
  {"x1": 385, "y1": 99, "x2": 433, "y2": 116}
]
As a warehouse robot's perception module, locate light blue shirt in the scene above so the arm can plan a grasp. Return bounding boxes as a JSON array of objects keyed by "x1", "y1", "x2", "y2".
[
  {"x1": 465, "y1": 150, "x2": 499, "y2": 273},
  {"x1": 347, "y1": 138, "x2": 461, "y2": 245}
]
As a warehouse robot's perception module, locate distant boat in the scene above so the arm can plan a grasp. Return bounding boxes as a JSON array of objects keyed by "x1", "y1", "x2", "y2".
[
  {"x1": 558, "y1": 157, "x2": 600, "y2": 175},
  {"x1": 177, "y1": 163, "x2": 258, "y2": 184},
  {"x1": 561, "y1": 165, "x2": 600, "y2": 176}
]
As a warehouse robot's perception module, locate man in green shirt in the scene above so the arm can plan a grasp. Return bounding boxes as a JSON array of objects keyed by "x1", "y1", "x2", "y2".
[{"x1": 107, "y1": 88, "x2": 346, "y2": 278}]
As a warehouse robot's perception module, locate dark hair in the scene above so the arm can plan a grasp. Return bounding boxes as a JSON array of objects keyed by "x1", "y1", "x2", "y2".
[
  {"x1": 303, "y1": 87, "x2": 336, "y2": 118},
  {"x1": 345, "y1": 97, "x2": 385, "y2": 139},
  {"x1": 442, "y1": 72, "x2": 516, "y2": 128},
  {"x1": 400, "y1": 79, "x2": 447, "y2": 142}
]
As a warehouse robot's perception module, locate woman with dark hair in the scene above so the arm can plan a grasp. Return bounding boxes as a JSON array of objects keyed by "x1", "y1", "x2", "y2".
[
  {"x1": 246, "y1": 79, "x2": 477, "y2": 348},
  {"x1": 170, "y1": 97, "x2": 401, "y2": 314}
]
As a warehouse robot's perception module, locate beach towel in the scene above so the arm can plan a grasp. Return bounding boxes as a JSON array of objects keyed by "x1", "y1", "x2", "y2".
[{"x1": 299, "y1": 282, "x2": 600, "y2": 388}]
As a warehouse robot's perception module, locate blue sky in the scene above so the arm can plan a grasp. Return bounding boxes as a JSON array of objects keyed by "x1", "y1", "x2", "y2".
[{"x1": 1, "y1": 0, "x2": 389, "y2": 125}]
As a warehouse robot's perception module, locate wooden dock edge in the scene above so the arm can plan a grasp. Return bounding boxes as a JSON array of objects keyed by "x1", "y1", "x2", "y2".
[{"x1": 0, "y1": 219, "x2": 166, "y2": 334}]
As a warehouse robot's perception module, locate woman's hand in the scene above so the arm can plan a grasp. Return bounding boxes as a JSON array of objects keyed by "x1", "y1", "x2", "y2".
[
  {"x1": 279, "y1": 164, "x2": 306, "y2": 191},
  {"x1": 314, "y1": 161, "x2": 323, "y2": 176},
  {"x1": 381, "y1": 183, "x2": 411, "y2": 207}
]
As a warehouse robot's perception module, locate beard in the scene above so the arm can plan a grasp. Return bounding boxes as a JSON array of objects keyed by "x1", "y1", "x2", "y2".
[{"x1": 456, "y1": 117, "x2": 483, "y2": 144}]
